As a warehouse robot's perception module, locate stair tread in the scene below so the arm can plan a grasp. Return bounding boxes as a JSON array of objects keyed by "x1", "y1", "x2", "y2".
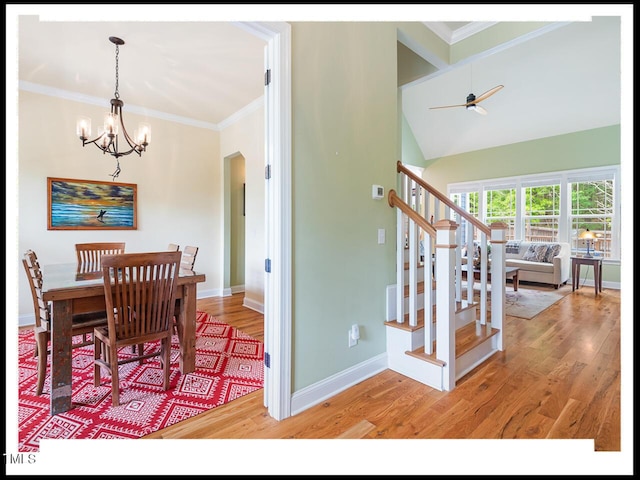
[
  {"x1": 405, "y1": 322, "x2": 500, "y2": 364},
  {"x1": 385, "y1": 298, "x2": 477, "y2": 332}
]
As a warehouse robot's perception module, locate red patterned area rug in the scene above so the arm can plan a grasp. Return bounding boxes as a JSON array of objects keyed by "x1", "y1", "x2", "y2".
[{"x1": 18, "y1": 311, "x2": 263, "y2": 451}]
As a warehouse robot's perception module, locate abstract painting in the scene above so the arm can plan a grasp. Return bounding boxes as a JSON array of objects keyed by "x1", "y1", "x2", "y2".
[{"x1": 47, "y1": 177, "x2": 137, "y2": 230}]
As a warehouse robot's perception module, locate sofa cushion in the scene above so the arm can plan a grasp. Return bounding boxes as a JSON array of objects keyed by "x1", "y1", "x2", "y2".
[
  {"x1": 544, "y1": 243, "x2": 562, "y2": 263},
  {"x1": 506, "y1": 259, "x2": 555, "y2": 273},
  {"x1": 505, "y1": 240, "x2": 522, "y2": 255},
  {"x1": 522, "y1": 243, "x2": 549, "y2": 262}
]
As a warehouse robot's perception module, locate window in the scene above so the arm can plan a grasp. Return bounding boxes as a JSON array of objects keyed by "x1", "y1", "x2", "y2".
[
  {"x1": 570, "y1": 178, "x2": 614, "y2": 258},
  {"x1": 524, "y1": 183, "x2": 560, "y2": 243},
  {"x1": 448, "y1": 166, "x2": 620, "y2": 261},
  {"x1": 485, "y1": 187, "x2": 516, "y2": 241},
  {"x1": 451, "y1": 191, "x2": 479, "y2": 242}
]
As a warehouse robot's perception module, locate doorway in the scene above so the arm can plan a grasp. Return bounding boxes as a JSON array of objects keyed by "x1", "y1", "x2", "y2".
[{"x1": 223, "y1": 153, "x2": 246, "y2": 297}]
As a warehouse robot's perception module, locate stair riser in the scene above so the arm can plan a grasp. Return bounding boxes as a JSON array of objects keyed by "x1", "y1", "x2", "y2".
[{"x1": 456, "y1": 337, "x2": 499, "y2": 379}]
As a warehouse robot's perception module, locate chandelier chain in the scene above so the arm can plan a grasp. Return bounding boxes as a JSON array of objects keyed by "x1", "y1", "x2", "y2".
[
  {"x1": 77, "y1": 36, "x2": 150, "y2": 178},
  {"x1": 114, "y1": 44, "x2": 120, "y2": 99}
]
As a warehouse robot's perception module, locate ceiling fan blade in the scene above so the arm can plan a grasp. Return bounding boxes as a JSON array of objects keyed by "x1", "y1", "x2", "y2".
[
  {"x1": 474, "y1": 85, "x2": 504, "y2": 104},
  {"x1": 429, "y1": 103, "x2": 467, "y2": 110},
  {"x1": 430, "y1": 84, "x2": 503, "y2": 110}
]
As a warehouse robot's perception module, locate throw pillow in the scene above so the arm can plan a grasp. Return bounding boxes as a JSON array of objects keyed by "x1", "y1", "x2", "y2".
[
  {"x1": 544, "y1": 243, "x2": 561, "y2": 263},
  {"x1": 522, "y1": 243, "x2": 548, "y2": 262},
  {"x1": 505, "y1": 240, "x2": 521, "y2": 254}
]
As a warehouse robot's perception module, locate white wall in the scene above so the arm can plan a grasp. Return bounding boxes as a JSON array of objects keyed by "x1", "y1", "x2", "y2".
[
  {"x1": 17, "y1": 91, "x2": 224, "y2": 325},
  {"x1": 220, "y1": 101, "x2": 265, "y2": 311}
]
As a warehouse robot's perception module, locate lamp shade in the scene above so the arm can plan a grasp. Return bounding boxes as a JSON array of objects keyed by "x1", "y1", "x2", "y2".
[{"x1": 579, "y1": 229, "x2": 597, "y2": 240}]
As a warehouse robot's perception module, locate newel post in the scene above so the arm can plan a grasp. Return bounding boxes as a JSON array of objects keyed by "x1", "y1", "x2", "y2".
[
  {"x1": 490, "y1": 222, "x2": 508, "y2": 350},
  {"x1": 434, "y1": 219, "x2": 458, "y2": 391}
]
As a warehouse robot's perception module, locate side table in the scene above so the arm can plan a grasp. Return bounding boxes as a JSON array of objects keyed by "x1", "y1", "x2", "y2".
[{"x1": 571, "y1": 256, "x2": 603, "y2": 295}]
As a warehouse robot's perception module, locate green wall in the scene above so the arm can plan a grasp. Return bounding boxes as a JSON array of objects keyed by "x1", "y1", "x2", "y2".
[
  {"x1": 291, "y1": 22, "x2": 398, "y2": 390},
  {"x1": 287, "y1": 21, "x2": 621, "y2": 393},
  {"x1": 420, "y1": 125, "x2": 621, "y2": 284}
]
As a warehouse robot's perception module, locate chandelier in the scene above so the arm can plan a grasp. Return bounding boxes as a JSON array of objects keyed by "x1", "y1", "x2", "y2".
[{"x1": 76, "y1": 36, "x2": 151, "y2": 180}]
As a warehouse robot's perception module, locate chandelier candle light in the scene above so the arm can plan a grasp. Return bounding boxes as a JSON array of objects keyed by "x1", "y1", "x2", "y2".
[{"x1": 77, "y1": 36, "x2": 151, "y2": 180}]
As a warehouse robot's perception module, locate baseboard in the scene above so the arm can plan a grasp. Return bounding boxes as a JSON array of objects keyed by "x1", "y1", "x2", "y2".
[
  {"x1": 19, "y1": 314, "x2": 34, "y2": 328},
  {"x1": 198, "y1": 288, "x2": 219, "y2": 299},
  {"x1": 290, "y1": 353, "x2": 387, "y2": 417},
  {"x1": 243, "y1": 297, "x2": 264, "y2": 314}
]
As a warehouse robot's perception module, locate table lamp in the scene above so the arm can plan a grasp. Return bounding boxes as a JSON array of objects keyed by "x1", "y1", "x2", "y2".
[{"x1": 579, "y1": 229, "x2": 597, "y2": 258}]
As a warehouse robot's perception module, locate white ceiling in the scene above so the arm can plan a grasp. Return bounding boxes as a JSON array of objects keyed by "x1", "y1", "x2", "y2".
[
  {"x1": 18, "y1": 16, "x2": 267, "y2": 128},
  {"x1": 15, "y1": 12, "x2": 622, "y2": 159}
]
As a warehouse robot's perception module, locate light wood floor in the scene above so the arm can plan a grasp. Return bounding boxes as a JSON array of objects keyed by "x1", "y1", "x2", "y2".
[{"x1": 143, "y1": 283, "x2": 622, "y2": 454}]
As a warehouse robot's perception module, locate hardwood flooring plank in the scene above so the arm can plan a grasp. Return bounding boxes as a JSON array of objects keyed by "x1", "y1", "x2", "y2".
[{"x1": 336, "y1": 419, "x2": 376, "y2": 439}]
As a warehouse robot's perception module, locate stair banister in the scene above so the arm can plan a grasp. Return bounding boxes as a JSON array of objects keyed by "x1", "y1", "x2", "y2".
[
  {"x1": 398, "y1": 160, "x2": 493, "y2": 323},
  {"x1": 388, "y1": 190, "x2": 436, "y2": 239},
  {"x1": 389, "y1": 190, "x2": 436, "y2": 328},
  {"x1": 397, "y1": 161, "x2": 490, "y2": 237}
]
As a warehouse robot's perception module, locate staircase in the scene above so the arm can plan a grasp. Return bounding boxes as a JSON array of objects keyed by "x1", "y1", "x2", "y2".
[{"x1": 385, "y1": 161, "x2": 508, "y2": 391}]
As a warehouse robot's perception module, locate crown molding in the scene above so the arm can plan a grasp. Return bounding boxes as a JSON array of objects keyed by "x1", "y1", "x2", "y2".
[
  {"x1": 423, "y1": 21, "x2": 498, "y2": 45},
  {"x1": 20, "y1": 81, "x2": 264, "y2": 132}
]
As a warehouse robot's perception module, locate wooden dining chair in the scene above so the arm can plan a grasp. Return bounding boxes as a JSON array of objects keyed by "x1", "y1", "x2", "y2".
[
  {"x1": 75, "y1": 242, "x2": 126, "y2": 269},
  {"x1": 167, "y1": 243, "x2": 180, "y2": 252},
  {"x1": 179, "y1": 245, "x2": 199, "y2": 271},
  {"x1": 173, "y1": 246, "x2": 199, "y2": 338},
  {"x1": 93, "y1": 251, "x2": 181, "y2": 407},
  {"x1": 22, "y1": 249, "x2": 108, "y2": 395}
]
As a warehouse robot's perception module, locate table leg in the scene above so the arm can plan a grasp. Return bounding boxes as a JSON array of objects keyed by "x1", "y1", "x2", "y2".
[
  {"x1": 50, "y1": 300, "x2": 73, "y2": 415},
  {"x1": 177, "y1": 283, "x2": 197, "y2": 374},
  {"x1": 599, "y1": 262, "x2": 603, "y2": 292},
  {"x1": 513, "y1": 270, "x2": 519, "y2": 291},
  {"x1": 594, "y1": 262, "x2": 600, "y2": 295}
]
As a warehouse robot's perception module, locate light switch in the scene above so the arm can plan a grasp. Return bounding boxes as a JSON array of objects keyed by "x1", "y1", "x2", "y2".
[{"x1": 378, "y1": 228, "x2": 385, "y2": 244}]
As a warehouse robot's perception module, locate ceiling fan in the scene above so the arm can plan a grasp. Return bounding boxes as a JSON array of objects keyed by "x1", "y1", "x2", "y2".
[{"x1": 429, "y1": 85, "x2": 504, "y2": 115}]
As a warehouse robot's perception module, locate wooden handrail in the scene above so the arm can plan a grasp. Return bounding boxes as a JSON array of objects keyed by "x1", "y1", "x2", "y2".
[
  {"x1": 388, "y1": 190, "x2": 437, "y2": 237},
  {"x1": 397, "y1": 160, "x2": 490, "y2": 236}
]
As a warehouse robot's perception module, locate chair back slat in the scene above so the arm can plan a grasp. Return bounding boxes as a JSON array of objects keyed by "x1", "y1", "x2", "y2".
[
  {"x1": 167, "y1": 243, "x2": 180, "y2": 252},
  {"x1": 180, "y1": 246, "x2": 199, "y2": 271},
  {"x1": 76, "y1": 242, "x2": 126, "y2": 270},
  {"x1": 101, "y1": 251, "x2": 181, "y2": 344}
]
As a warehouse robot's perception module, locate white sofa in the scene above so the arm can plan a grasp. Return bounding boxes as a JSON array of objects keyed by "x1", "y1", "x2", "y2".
[{"x1": 462, "y1": 240, "x2": 571, "y2": 289}]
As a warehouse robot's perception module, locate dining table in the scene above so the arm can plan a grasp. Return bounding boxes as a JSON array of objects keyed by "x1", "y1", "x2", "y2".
[{"x1": 40, "y1": 262, "x2": 206, "y2": 415}]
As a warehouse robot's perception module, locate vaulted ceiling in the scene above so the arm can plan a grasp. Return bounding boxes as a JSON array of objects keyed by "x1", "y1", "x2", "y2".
[
  {"x1": 14, "y1": 8, "x2": 623, "y2": 161},
  {"x1": 401, "y1": 17, "x2": 621, "y2": 160}
]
